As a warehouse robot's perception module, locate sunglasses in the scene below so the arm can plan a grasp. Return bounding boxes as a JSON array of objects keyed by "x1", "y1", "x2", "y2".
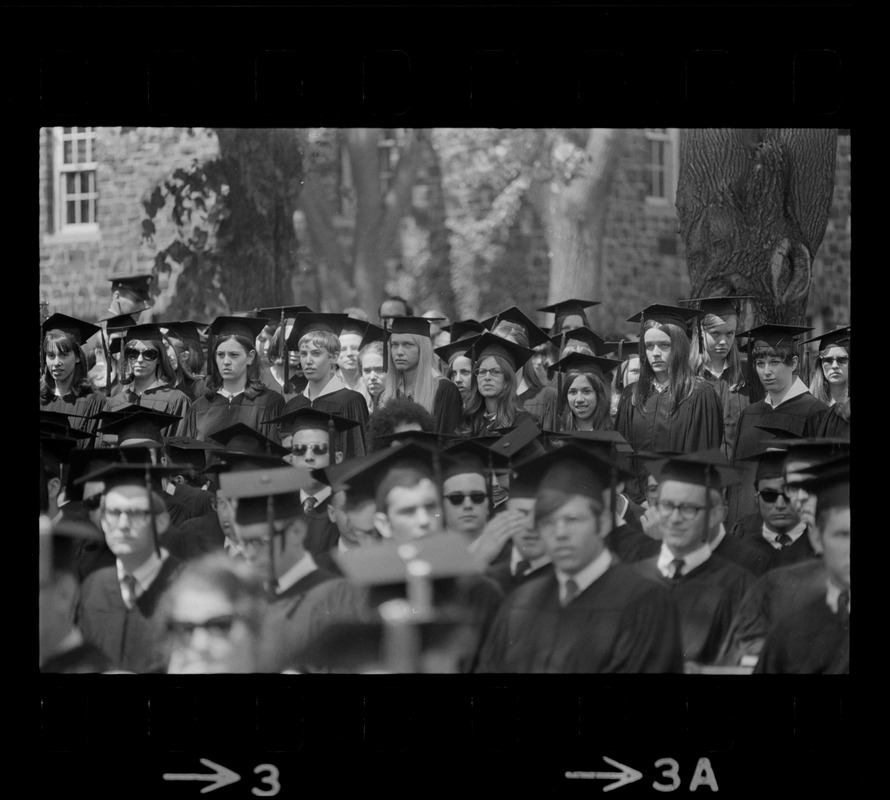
[
  {"x1": 290, "y1": 443, "x2": 329, "y2": 456},
  {"x1": 124, "y1": 347, "x2": 160, "y2": 362},
  {"x1": 166, "y1": 614, "x2": 242, "y2": 643},
  {"x1": 444, "y1": 492, "x2": 488, "y2": 506},
  {"x1": 822, "y1": 356, "x2": 849, "y2": 366},
  {"x1": 757, "y1": 490, "x2": 791, "y2": 504}
]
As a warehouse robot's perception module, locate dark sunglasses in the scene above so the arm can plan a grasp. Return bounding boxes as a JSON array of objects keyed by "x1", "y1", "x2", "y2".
[
  {"x1": 757, "y1": 489, "x2": 791, "y2": 504},
  {"x1": 444, "y1": 492, "x2": 488, "y2": 506},
  {"x1": 124, "y1": 347, "x2": 160, "y2": 362},
  {"x1": 166, "y1": 614, "x2": 241, "y2": 641},
  {"x1": 822, "y1": 356, "x2": 849, "y2": 366},
  {"x1": 291, "y1": 443, "x2": 329, "y2": 456}
]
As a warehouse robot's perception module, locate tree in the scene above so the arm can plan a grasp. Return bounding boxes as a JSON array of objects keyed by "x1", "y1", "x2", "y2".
[{"x1": 676, "y1": 128, "x2": 838, "y2": 324}]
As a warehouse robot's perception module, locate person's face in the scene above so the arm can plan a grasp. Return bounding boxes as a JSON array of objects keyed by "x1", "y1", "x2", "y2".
[
  {"x1": 46, "y1": 345, "x2": 78, "y2": 385},
  {"x1": 215, "y1": 338, "x2": 254, "y2": 384},
  {"x1": 101, "y1": 485, "x2": 160, "y2": 564},
  {"x1": 390, "y1": 335, "x2": 420, "y2": 372},
  {"x1": 113, "y1": 290, "x2": 147, "y2": 316},
  {"x1": 164, "y1": 339, "x2": 179, "y2": 370},
  {"x1": 625, "y1": 356, "x2": 641, "y2": 385},
  {"x1": 506, "y1": 496, "x2": 546, "y2": 560},
  {"x1": 656, "y1": 480, "x2": 719, "y2": 557},
  {"x1": 380, "y1": 300, "x2": 408, "y2": 320},
  {"x1": 376, "y1": 478, "x2": 443, "y2": 541},
  {"x1": 328, "y1": 491, "x2": 379, "y2": 547},
  {"x1": 567, "y1": 375, "x2": 598, "y2": 421},
  {"x1": 816, "y1": 507, "x2": 850, "y2": 591},
  {"x1": 755, "y1": 354, "x2": 797, "y2": 396},
  {"x1": 644, "y1": 328, "x2": 673, "y2": 376},
  {"x1": 560, "y1": 315, "x2": 585, "y2": 333},
  {"x1": 442, "y1": 473, "x2": 489, "y2": 536},
  {"x1": 125, "y1": 338, "x2": 161, "y2": 381},
  {"x1": 338, "y1": 333, "x2": 362, "y2": 372},
  {"x1": 283, "y1": 428, "x2": 331, "y2": 470},
  {"x1": 255, "y1": 329, "x2": 273, "y2": 363},
  {"x1": 645, "y1": 475, "x2": 659, "y2": 507},
  {"x1": 821, "y1": 346, "x2": 849, "y2": 388},
  {"x1": 233, "y1": 519, "x2": 297, "y2": 575},
  {"x1": 300, "y1": 342, "x2": 335, "y2": 383},
  {"x1": 784, "y1": 458, "x2": 819, "y2": 530},
  {"x1": 449, "y1": 356, "x2": 474, "y2": 403},
  {"x1": 361, "y1": 352, "x2": 385, "y2": 397},
  {"x1": 167, "y1": 336, "x2": 191, "y2": 368},
  {"x1": 539, "y1": 494, "x2": 608, "y2": 575},
  {"x1": 703, "y1": 316, "x2": 737, "y2": 361},
  {"x1": 756, "y1": 476, "x2": 799, "y2": 534},
  {"x1": 215, "y1": 492, "x2": 236, "y2": 540},
  {"x1": 475, "y1": 356, "x2": 506, "y2": 398},
  {"x1": 166, "y1": 585, "x2": 255, "y2": 674}
]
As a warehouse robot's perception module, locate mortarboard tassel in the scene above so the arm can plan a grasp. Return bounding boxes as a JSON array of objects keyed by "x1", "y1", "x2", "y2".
[
  {"x1": 100, "y1": 327, "x2": 112, "y2": 393},
  {"x1": 382, "y1": 318, "x2": 389, "y2": 374}
]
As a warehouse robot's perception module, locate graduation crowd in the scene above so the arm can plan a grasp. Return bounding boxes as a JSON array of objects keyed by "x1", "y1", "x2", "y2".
[{"x1": 38, "y1": 271, "x2": 850, "y2": 674}]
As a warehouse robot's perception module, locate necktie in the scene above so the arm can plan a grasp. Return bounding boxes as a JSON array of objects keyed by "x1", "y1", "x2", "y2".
[
  {"x1": 670, "y1": 558, "x2": 685, "y2": 580},
  {"x1": 514, "y1": 559, "x2": 532, "y2": 578},
  {"x1": 303, "y1": 497, "x2": 317, "y2": 514},
  {"x1": 837, "y1": 589, "x2": 850, "y2": 625},
  {"x1": 776, "y1": 532, "x2": 793, "y2": 548},
  {"x1": 121, "y1": 574, "x2": 138, "y2": 609},
  {"x1": 563, "y1": 578, "x2": 579, "y2": 606}
]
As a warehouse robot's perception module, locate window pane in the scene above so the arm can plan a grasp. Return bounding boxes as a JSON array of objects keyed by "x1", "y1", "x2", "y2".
[
  {"x1": 85, "y1": 134, "x2": 93, "y2": 162},
  {"x1": 91, "y1": 198, "x2": 98, "y2": 223},
  {"x1": 88, "y1": 171, "x2": 95, "y2": 193},
  {"x1": 63, "y1": 127, "x2": 72, "y2": 135},
  {"x1": 66, "y1": 173, "x2": 76, "y2": 195},
  {"x1": 81, "y1": 172, "x2": 91, "y2": 193},
  {"x1": 63, "y1": 140, "x2": 73, "y2": 164},
  {"x1": 78, "y1": 138, "x2": 87, "y2": 162},
  {"x1": 81, "y1": 200, "x2": 90, "y2": 222},
  {"x1": 67, "y1": 200, "x2": 77, "y2": 224}
]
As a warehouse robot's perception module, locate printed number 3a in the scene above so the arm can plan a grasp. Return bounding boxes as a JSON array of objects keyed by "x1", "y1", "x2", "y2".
[{"x1": 252, "y1": 764, "x2": 280, "y2": 797}]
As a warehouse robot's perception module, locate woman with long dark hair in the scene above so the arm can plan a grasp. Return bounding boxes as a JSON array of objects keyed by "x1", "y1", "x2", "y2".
[
  {"x1": 548, "y1": 353, "x2": 619, "y2": 432},
  {"x1": 187, "y1": 316, "x2": 285, "y2": 443},
  {"x1": 615, "y1": 304, "x2": 723, "y2": 503},
  {"x1": 102, "y1": 323, "x2": 192, "y2": 442},
  {"x1": 40, "y1": 314, "x2": 105, "y2": 444},
  {"x1": 605, "y1": 340, "x2": 641, "y2": 422},
  {"x1": 159, "y1": 321, "x2": 207, "y2": 402}
]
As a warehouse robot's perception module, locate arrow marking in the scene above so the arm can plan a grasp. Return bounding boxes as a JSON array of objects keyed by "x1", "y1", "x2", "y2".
[
  {"x1": 163, "y1": 758, "x2": 241, "y2": 794},
  {"x1": 564, "y1": 756, "x2": 643, "y2": 792}
]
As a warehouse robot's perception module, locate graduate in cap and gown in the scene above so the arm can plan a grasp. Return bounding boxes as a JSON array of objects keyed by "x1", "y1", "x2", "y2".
[
  {"x1": 76, "y1": 462, "x2": 187, "y2": 672},
  {"x1": 40, "y1": 314, "x2": 106, "y2": 443},
  {"x1": 157, "y1": 320, "x2": 208, "y2": 403},
  {"x1": 548, "y1": 351, "x2": 621, "y2": 433},
  {"x1": 755, "y1": 455, "x2": 849, "y2": 674},
  {"x1": 803, "y1": 326, "x2": 850, "y2": 439},
  {"x1": 614, "y1": 304, "x2": 724, "y2": 504},
  {"x1": 255, "y1": 305, "x2": 312, "y2": 400},
  {"x1": 281, "y1": 312, "x2": 370, "y2": 459},
  {"x1": 186, "y1": 315, "x2": 285, "y2": 443},
  {"x1": 476, "y1": 444, "x2": 684, "y2": 673},
  {"x1": 538, "y1": 297, "x2": 601, "y2": 336}
]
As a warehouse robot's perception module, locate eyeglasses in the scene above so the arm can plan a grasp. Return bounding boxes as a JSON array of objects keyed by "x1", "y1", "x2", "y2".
[
  {"x1": 822, "y1": 356, "x2": 849, "y2": 366},
  {"x1": 166, "y1": 614, "x2": 243, "y2": 644},
  {"x1": 103, "y1": 507, "x2": 154, "y2": 524},
  {"x1": 234, "y1": 532, "x2": 273, "y2": 550},
  {"x1": 656, "y1": 500, "x2": 706, "y2": 520},
  {"x1": 474, "y1": 368, "x2": 504, "y2": 379},
  {"x1": 444, "y1": 492, "x2": 488, "y2": 506},
  {"x1": 290, "y1": 443, "x2": 329, "y2": 456},
  {"x1": 124, "y1": 348, "x2": 160, "y2": 362},
  {"x1": 757, "y1": 489, "x2": 791, "y2": 504}
]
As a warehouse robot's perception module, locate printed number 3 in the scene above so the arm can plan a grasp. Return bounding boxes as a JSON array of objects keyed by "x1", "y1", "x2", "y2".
[
  {"x1": 652, "y1": 758, "x2": 681, "y2": 792},
  {"x1": 252, "y1": 764, "x2": 280, "y2": 797}
]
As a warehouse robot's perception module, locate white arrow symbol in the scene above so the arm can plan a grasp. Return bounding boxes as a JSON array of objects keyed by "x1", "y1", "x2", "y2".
[
  {"x1": 588, "y1": 756, "x2": 643, "y2": 792},
  {"x1": 163, "y1": 759, "x2": 241, "y2": 794}
]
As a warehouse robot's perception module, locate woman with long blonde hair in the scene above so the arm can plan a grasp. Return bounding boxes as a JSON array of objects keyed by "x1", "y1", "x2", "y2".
[{"x1": 803, "y1": 326, "x2": 850, "y2": 437}]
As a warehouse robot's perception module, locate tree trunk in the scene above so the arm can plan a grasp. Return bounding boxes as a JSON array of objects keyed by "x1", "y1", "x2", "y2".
[
  {"x1": 530, "y1": 129, "x2": 625, "y2": 315},
  {"x1": 676, "y1": 128, "x2": 837, "y2": 325}
]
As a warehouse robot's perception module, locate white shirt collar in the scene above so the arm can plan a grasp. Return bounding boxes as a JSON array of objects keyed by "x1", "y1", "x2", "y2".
[
  {"x1": 709, "y1": 523, "x2": 727, "y2": 550},
  {"x1": 657, "y1": 541, "x2": 712, "y2": 578},
  {"x1": 761, "y1": 520, "x2": 807, "y2": 549},
  {"x1": 826, "y1": 580, "x2": 849, "y2": 614},
  {"x1": 510, "y1": 546, "x2": 551, "y2": 576},
  {"x1": 116, "y1": 548, "x2": 168, "y2": 599},
  {"x1": 556, "y1": 548, "x2": 612, "y2": 603},
  {"x1": 337, "y1": 537, "x2": 352, "y2": 555},
  {"x1": 300, "y1": 486, "x2": 332, "y2": 506},
  {"x1": 764, "y1": 376, "x2": 810, "y2": 408},
  {"x1": 218, "y1": 387, "x2": 245, "y2": 399},
  {"x1": 273, "y1": 551, "x2": 318, "y2": 595},
  {"x1": 303, "y1": 372, "x2": 345, "y2": 401}
]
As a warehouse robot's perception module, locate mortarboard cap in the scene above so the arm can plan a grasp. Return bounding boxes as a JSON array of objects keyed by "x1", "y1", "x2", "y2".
[
  {"x1": 42, "y1": 313, "x2": 101, "y2": 347},
  {"x1": 340, "y1": 318, "x2": 367, "y2": 337},
  {"x1": 163, "y1": 436, "x2": 225, "y2": 472},
  {"x1": 374, "y1": 430, "x2": 447, "y2": 449},
  {"x1": 773, "y1": 438, "x2": 851, "y2": 468},
  {"x1": 537, "y1": 298, "x2": 601, "y2": 319},
  {"x1": 208, "y1": 423, "x2": 290, "y2": 457},
  {"x1": 603, "y1": 340, "x2": 640, "y2": 360},
  {"x1": 543, "y1": 429, "x2": 633, "y2": 454},
  {"x1": 78, "y1": 462, "x2": 184, "y2": 492},
  {"x1": 286, "y1": 312, "x2": 350, "y2": 348},
  {"x1": 158, "y1": 321, "x2": 203, "y2": 346},
  {"x1": 64, "y1": 447, "x2": 123, "y2": 500},
  {"x1": 386, "y1": 316, "x2": 437, "y2": 338},
  {"x1": 101, "y1": 313, "x2": 139, "y2": 332},
  {"x1": 335, "y1": 441, "x2": 439, "y2": 509},
  {"x1": 512, "y1": 442, "x2": 618, "y2": 500},
  {"x1": 736, "y1": 323, "x2": 813, "y2": 349},
  {"x1": 678, "y1": 295, "x2": 753, "y2": 319},
  {"x1": 462, "y1": 331, "x2": 534, "y2": 372},
  {"x1": 95, "y1": 407, "x2": 182, "y2": 446},
  {"x1": 636, "y1": 449, "x2": 742, "y2": 489},
  {"x1": 481, "y1": 307, "x2": 551, "y2": 348},
  {"x1": 220, "y1": 465, "x2": 312, "y2": 524},
  {"x1": 40, "y1": 410, "x2": 95, "y2": 438},
  {"x1": 800, "y1": 326, "x2": 851, "y2": 351},
  {"x1": 268, "y1": 407, "x2": 361, "y2": 437},
  {"x1": 550, "y1": 326, "x2": 608, "y2": 355},
  {"x1": 207, "y1": 315, "x2": 271, "y2": 342},
  {"x1": 795, "y1": 454, "x2": 850, "y2": 515},
  {"x1": 749, "y1": 449, "x2": 789, "y2": 482},
  {"x1": 123, "y1": 323, "x2": 166, "y2": 344},
  {"x1": 359, "y1": 322, "x2": 388, "y2": 349},
  {"x1": 203, "y1": 451, "x2": 288, "y2": 480},
  {"x1": 442, "y1": 319, "x2": 487, "y2": 342},
  {"x1": 485, "y1": 418, "x2": 544, "y2": 462},
  {"x1": 546, "y1": 351, "x2": 622, "y2": 379},
  {"x1": 627, "y1": 304, "x2": 702, "y2": 330},
  {"x1": 40, "y1": 515, "x2": 104, "y2": 586},
  {"x1": 255, "y1": 305, "x2": 313, "y2": 323},
  {"x1": 434, "y1": 337, "x2": 479, "y2": 364},
  {"x1": 108, "y1": 272, "x2": 153, "y2": 300},
  {"x1": 439, "y1": 442, "x2": 490, "y2": 481},
  {"x1": 40, "y1": 436, "x2": 80, "y2": 474}
]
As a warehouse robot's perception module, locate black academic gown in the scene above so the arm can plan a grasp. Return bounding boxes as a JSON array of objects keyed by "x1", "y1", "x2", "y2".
[
  {"x1": 78, "y1": 556, "x2": 183, "y2": 673},
  {"x1": 188, "y1": 386, "x2": 285, "y2": 442},
  {"x1": 728, "y1": 389, "x2": 829, "y2": 527},
  {"x1": 754, "y1": 593, "x2": 849, "y2": 674},
  {"x1": 476, "y1": 560, "x2": 683, "y2": 673},
  {"x1": 731, "y1": 513, "x2": 818, "y2": 573},
  {"x1": 160, "y1": 514, "x2": 225, "y2": 561},
  {"x1": 717, "y1": 558, "x2": 827, "y2": 665},
  {"x1": 713, "y1": 530, "x2": 771, "y2": 577},
  {"x1": 432, "y1": 377, "x2": 464, "y2": 437},
  {"x1": 615, "y1": 379, "x2": 724, "y2": 504},
  {"x1": 102, "y1": 382, "x2": 191, "y2": 443},
  {"x1": 164, "y1": 483, "x2": 216, "y2": 528},
  {"x1": 283, "y1": 388, "x2": 369, "y2": 460},
  {"x1": 40, "y1": 389, "x2": 105, "y2": 447},
  {"x1": 518, "y1": 384, "x2": 559, "y2": 432},
  {"x1": 485, "y1": 558, "x2": 554, "y2": 596},
  {"x1": 815, "y1": 403, "x2": 850, "y2": 439},
  {"x1": 634, "y1": 553, "x2": 754, "y2": 666},
  {"x1": 302, "y1": 496, "x2": 340, "y2": 557},
  {"x1": 701, "y1": 368, "x2": 753, "y2": 460}
]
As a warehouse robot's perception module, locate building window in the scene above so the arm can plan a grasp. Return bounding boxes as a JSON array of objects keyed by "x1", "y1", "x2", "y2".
[
  {"x1": 53, "y1": 127, "x2": 98, "y2": 232},
  {"x1": 644, "y1": 128, "x2": 680, "y2": 205}
]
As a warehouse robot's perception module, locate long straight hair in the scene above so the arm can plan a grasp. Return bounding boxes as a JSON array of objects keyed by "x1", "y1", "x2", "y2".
[
  {"x1": 121, "y1": 337, "x2": 178, "y2": 387},
  {"x1": 809, "y1": 343, "x2": 850, "y2": 405},
  {"x1": 380, "y1": 333, "x2": 440, "y2": 414},
  {"x1": 447, "y1": 350, "x2": 476, "y2": 409},
  {"x1": 40, "y1": 331, "x2": 93, "y2": 402},
  {"x1": 632, "y1": 321, "x2": 699, "y2": 414},
  {"x1": 690, "y1": 312, "x2": 744, "y2": 386},
  {"x1": 560, "y1": 369, "x2": 613, "y2": 431},
  {"x1": 462, "y1": 355, "x2": 526, "y2": 434},
  {"x1": 492, "y1": 320, "x2": 550, "y2": 392},
  {"x1": 204, "y1": 334, "x2": 266, "y2": 400}
]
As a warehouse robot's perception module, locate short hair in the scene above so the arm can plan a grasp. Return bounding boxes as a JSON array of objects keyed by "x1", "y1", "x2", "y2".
[
  {"x1": 100, "y1": 487, "x2": 168, "y2": 516},
  {"x1": 534, "y1": 489, "x2": 604, "y2": 525},
  {"x1": 298, "y1": 330, "x2": 340, "y2": 359},
  {"x1": 367, "y1": 397, "x2": 436, "y2": 451},
  {"x1": 376, "y1": 462, "x2": 435, "y2": 513},
  {"x1": 752, "y1": 344, "x2": 798, "y2": 366}
]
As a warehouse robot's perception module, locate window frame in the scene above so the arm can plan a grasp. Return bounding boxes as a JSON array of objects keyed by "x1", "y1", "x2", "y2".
[
  {"x1": 51, "y1": 127, "x2": 99, "y2": 237},
  {"x1": 643, "y1": 128, "x2": 680, "y2": 207}
]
